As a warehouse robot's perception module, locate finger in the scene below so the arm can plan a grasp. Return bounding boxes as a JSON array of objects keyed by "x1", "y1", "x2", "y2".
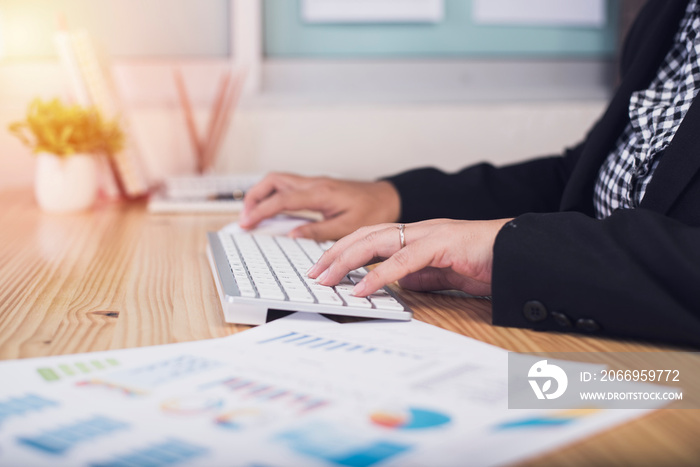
[
  {"x1": 242, "y1": 173, "x2": 287, "y2": 212},
  {"x1": 307, "y1": 224, "x2": 392, "y2": 279},
  {"x1": 352, "y1": 240, "x2": 436, "y2": 296},
  {"x1": 240, "y1": 173, "x2": 297, "y2": 227},
  {"x1": 243, "y1": 187, "x2": 326, "y2": 230},
  {"x1": 316, "y1": 224, "x2": 410, "y2": 286}
]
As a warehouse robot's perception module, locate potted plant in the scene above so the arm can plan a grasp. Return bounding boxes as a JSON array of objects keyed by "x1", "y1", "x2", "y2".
[{"x1": 9, "y1": 98, "x2": 124, "y2": 212}]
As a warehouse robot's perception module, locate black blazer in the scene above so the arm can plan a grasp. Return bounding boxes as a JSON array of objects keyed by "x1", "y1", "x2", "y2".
[{"x1": 386, "y1": 0, "x2": 700, "y2": 347}]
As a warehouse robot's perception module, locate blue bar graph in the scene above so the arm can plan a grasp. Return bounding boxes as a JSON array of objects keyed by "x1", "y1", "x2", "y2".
[
  {"x1": 276, "y1": 423, "x2": 411, "y2": 467},
  {"x1": 256, "y1": 332, "x2": 421, "y2": 359},
  {"x1": 327, "y1": 343, "x2": 349, "y2": 351},
  {"x1": 282, "y1": 334, "x2": 312, "y2": 344},
  {"x1": 89, "y1": 438, "x2": 208, "y2": 467},
  {"x1": 0, "y1": 393, "x2": 58, "y2": 426},
  {"x1": 310, "y1": 340, "x2": 337, "y2": 349},
  {"x1": 17, "y1": 415, "x2": 129, "y2": 455},
  {"x1": 257, "y1": 331, "x2": 298, "y2": 344}
]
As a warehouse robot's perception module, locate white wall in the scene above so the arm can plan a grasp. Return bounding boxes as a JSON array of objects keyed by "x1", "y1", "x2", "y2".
[
  {"x1": 0, "y1": 60, "x2": 608, "y2": 190},
  {"x1": 0, "y1": 101, "x2": 606, "y2": 189},
  {"x1": 216, "y1": 101, "x2": 606, "y2": 179}
]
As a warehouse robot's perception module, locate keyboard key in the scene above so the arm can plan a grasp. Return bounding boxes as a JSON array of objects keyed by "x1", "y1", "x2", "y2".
[
  {"x1": 314, "y1": 293, "x2": 345, "y2": 306},
  {"x1": 334, "y1": 284, "x2": 355, "y2": 294},
  {"x1": 259, "y1": 289, "x2": 285, "y2": 300},
  {"x1": 296, "y1": 238, "x2": 325, "y2": 262},
  {"x1": 369, "y1": 296, "x2": 405, "y2": 311},
  {"x1": 339, "y1": 295, "x2": 372, "y2": 308},
  {"x1": 239, "y1": 288, "x2": 257, "y2": 298},
  {"x1": 348, "y1": 270, "x2": 367, "y2": 284},
  {"x1": 287, "y1": 291, "x2": 315, "y2": 303}
]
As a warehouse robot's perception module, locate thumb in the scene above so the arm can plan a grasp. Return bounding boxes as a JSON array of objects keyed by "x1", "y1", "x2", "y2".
[
  {"x1": 400, "y1": 269, "x2": 492, "y2": 296},
  {"x1": 399, "y1": 268, "x2": 454, "y2": 292}
]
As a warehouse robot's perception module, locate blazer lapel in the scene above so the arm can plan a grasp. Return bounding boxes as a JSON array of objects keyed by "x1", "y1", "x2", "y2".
[{"x1": 560, "y1": 0, "x2": 689, "y2": 215}]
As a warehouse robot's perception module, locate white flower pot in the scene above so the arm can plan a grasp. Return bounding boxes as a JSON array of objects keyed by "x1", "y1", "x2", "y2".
[{"x1": 34, "y1": 153, "x2": 98, "y2": 212}]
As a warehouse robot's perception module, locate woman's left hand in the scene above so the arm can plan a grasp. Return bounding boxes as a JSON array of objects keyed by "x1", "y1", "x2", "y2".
[{"x1": 307, "y1": 218, "x2": 513, "y2": 297}]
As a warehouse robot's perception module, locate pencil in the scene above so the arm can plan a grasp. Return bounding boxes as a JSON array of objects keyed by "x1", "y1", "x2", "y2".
[
  {"x1": 173, "y1": 68, "x2": 203, "y2": 173},
  {"x1": 202, "y1": 69, "x2": 247, "y2": 173},
  {"x1": 201, "y1": 70, "x2": 232, "y2": 173}
]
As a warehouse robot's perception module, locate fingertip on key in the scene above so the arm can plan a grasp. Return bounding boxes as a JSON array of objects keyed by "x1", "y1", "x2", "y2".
[
  {"x1": 316, "y1": 269, "x2": 330, "y2": 284},
  {"x1": 306, "y1": 264, "x2": 320, "y2": 278},
  {"x1": 238, "y1": 210, "x2": 250, "y2": 227},
  {"x1": 352, "y1": 281, "x2": 367, "y2": 297}
]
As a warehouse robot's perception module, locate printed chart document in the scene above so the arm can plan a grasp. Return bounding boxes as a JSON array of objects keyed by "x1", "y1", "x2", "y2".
[{"x1": 0, "y1": 313, "x2": 668, "y2": 466}]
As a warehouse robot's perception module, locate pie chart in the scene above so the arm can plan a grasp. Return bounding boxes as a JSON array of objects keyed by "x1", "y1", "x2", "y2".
[
  {"x1": 215, "y1": 408, "x2": 271, "y2": 430},
  {"x1": 370, "y1": 407, "x2": 451, "y2": 430}
]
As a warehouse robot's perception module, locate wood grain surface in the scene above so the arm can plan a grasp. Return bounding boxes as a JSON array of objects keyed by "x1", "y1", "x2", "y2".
[{"x1": 1, "y1": 188, "x2": 698, "y2": 466}]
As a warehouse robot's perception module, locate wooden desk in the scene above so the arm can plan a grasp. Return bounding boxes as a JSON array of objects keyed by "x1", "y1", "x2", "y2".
[{"x1": 1, "y1": 188, "x2": 698, "y2": 466}]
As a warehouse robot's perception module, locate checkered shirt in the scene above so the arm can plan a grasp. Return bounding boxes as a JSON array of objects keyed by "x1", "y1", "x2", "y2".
[{"x1": 594, "y1": 0, "x2": 700, "y2": 219}]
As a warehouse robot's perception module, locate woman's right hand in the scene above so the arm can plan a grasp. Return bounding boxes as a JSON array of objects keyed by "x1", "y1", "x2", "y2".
[{"x1": 240, "y1": 172, "x2": 402, "y2": 241}]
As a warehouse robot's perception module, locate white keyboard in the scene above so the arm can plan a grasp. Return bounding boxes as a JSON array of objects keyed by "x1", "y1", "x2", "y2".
[
  {"x1": 148, "y1": 174, "x2": 261, "y2": 214},
  {"x1": 206, "y1": 231, "x2": 413, "y2": 325}
]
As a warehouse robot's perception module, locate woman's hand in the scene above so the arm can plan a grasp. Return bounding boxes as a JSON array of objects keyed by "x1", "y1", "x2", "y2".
[
  {"x1": 240, "y1": 172, "x2": 401, "y2": 241},
  {"x1": 307, "y1": 218, "x2": 513, "y2": 297}
]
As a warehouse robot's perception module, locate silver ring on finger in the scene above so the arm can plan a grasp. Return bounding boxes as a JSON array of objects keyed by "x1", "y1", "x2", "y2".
[{"x1": 398, "y1": 223, "x2": 406, "y2": 249}]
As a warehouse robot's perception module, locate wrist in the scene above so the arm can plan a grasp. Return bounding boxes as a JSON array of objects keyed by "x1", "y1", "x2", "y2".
[{"x1": 375, "y1": 180, "x2": 401, "y2": 223}]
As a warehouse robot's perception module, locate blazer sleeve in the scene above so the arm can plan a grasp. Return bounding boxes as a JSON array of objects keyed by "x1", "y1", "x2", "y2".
[
  {"x1": 492, "y1": 210, "x2": 700, "y2": 347},
  {"x1": 385, "y1": 143, "x2": 582, "y2": 223}
]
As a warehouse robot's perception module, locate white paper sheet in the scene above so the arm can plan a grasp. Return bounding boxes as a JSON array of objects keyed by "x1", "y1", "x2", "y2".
[
  {"x1": 0, "y1": 313, "x2": 666, "y2": 467},
  {"x1": 302, "y1": 0, "x2": 444, "y2": 23},
  {"x1": 473, "y1": 0, "x2": 606, "y2": 27}
]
